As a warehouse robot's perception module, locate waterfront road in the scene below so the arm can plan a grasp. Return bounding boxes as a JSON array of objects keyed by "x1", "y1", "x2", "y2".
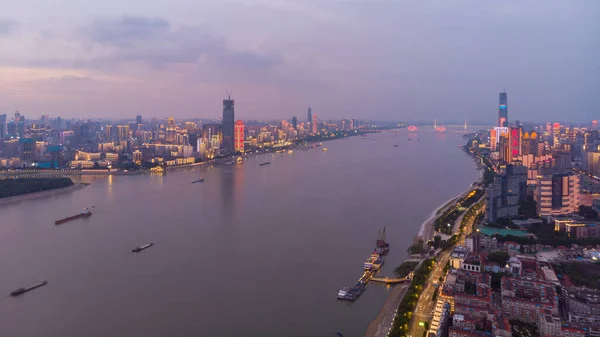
[
  {"x1": 364, "y1": 284, "x2": 409, "y2": 337},
  {"x1": 407, "y1": 205, "x2": 480, "y2": 337}
]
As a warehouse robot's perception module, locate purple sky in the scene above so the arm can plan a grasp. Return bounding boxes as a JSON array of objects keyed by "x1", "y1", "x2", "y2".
[{"x1": 0, "y1": 0, "x2": 598, "y2": 122}]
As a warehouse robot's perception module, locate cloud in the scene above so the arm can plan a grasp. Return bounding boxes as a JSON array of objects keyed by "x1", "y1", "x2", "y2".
[
  {"x1": 0, "y1": 18, "x2": 17, "y2": 35},
  {"x1": 75, "y1": 15, "x2": 284, "y2": 71}
]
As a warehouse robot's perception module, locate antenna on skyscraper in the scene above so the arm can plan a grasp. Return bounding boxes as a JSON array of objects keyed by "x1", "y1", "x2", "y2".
[{"x1": 226, "y1": 90, "x2": 233, "y2": 99}]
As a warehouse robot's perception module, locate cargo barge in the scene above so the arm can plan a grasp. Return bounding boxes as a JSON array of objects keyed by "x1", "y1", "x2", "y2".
[
  {"x1": 10, "y1": 281, "x2": 48, "y2": 296},
  {"x1": 132, "y1": 243, "x2": 154, "y2": 253},
  {"x1": 55, "y1": 208, "x2": 92, "y2": 225}
]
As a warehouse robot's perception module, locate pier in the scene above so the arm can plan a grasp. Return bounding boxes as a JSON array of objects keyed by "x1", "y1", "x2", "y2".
[{"x1": 370, "y1": 276, "x2": 411, "y2": 284}]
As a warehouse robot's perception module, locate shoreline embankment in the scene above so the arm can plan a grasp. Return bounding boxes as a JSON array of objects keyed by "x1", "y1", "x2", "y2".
[{"x1": 0, "y1": 183, "x2": 86, "y2": 206}]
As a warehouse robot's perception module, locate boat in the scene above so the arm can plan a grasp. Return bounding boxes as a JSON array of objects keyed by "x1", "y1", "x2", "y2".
[
  {"x1": 10, "y1": 281, "x2": 48, "y2": 296},
  {"x1": 288, "y1": 150, "x2": 293, "y2": 154},
  {"x1": 394, "y1": 145, "x2": 398, "y2": 147},
  {"x1": 337, "y1": 287, "x2": 349, "y2": 299},
  {"x1": 259, "y1": 162, "x2": 271, "y2": 166},
  {"x1": 337, "y1": 271, "x2": 372, "y2": 301},
  {"x1": 132, "y1": 243, "x2": 154, "y2": 253},
  {"x1": 55, "y1": 208, "x2": 92, "y2": 225},
  {"x1": 364, "y1": 252, "x2": 383, "y2": 271},
  {"x1": 376, "y1": 227, "x2": 390, "y2": 256},
  {"x1": 322, "y1": 148, "x2": 328, "y2": 152},
  {"x1": 236, "y1": 157, "x2": 243, "y2": 164},
  {"x1": 191, "y1": 178, "x2": 205, "y2": 184}
]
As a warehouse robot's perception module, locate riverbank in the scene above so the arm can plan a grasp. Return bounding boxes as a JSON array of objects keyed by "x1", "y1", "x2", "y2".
[
  {"x1": 364, "y1": 284, "x2": 409, "y2": 337},
  {"x1": 0, "y1": 183, "x2": 86, "y2": 206},
  {"x1": 367, "y1": 139, "x2": 483, "y2": 337}
]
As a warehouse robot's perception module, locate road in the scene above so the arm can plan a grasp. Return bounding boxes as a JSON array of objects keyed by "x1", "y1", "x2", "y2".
[
  {"x1": 407, "y1": 203, "x2": 481, "y2": 337},
  {"x1": 364, "y1": 284, "x2": 410, "y2": 337}
]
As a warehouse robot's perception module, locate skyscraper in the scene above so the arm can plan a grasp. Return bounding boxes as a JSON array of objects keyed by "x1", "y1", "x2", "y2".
[
  {"x1": 136, "y1": 115, "x2": 142, "y2": 125},
  {"x1": 292, "y1": 116, "x2": 297, "y2": 130},
  {"x1": 0, "y1": 114, "x2": 6, "y2": 140},
  {"x1": 307, "y1": 106, "x2": 312, "y2": 128},
  {"x1": 221, "y1": 95, "x2": 235, "y2": 152},
  {"x1": 166, "y1": 116, "x2": 176, "y2": 143},
  {"x1": 311, "y1": 114, "x2": 318, "y2": 134},
  {"x1": 498, "y1": 92, "x2": 508, "y2": 127},
  {"x1": 234, "y1": 120, "x2": 244, "y2": 153}
]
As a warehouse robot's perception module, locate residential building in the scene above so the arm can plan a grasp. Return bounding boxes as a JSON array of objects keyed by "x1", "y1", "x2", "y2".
[{"x1": 535, "y1": 172, "x2": 580, "y2": 217}]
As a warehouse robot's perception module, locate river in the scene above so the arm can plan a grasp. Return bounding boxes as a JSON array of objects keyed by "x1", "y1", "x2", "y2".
[{"x1": 0, "y1": 129, "x2": 479, "y2": 337}]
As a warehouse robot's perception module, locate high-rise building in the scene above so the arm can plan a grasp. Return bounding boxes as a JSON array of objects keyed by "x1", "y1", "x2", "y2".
[
  {"x1": 521, "y1": 131, "x2": 539, "y2": 156},
  {"x1": 553, "y1": 122, "x2": 561, "y2": 147},
  {"x1": 136, "y1": 115, "x2": 142, "y2": 125},
  {"x1": 510, "y1": 126, "x2": 522, "y2": 158},
  {"x1": 311, "y1": 114, "x2": 318, "y2": 134},
  {"x1": 583, "y1": 151, "x2": 600, "y2": 177},
  {"x1": 307, "y1": 106, "x2": 312, "y2": 125},
  {"x1": 0, "y1": 114, "x2": 6, "y2": 140},
  {"x1": 498, "y1": 92, "x2": 508, "y2": 127},
  {"x1": 116, "y1": 125, "x2": 130, "y2": 141},
  {"x1": 485, "y1": 164, "x2": 527, "y2": 222},
  {"x1": 19, "y1": 138, "x2": 35, "y2": 162},
  {"x1": 234, "y1": 120, "x2": 244, "y2": 153},
  {"x1": 166, "y1": 116, "x2": 176, "y2": 144},
  {"x1": 592, "y1": 120, "x2": 598, "y2": 130},
  {"x1": 292, "y1": 116, "x2": 297, "y2": 130},
  {"x1": 221, "y1": 96, "x2": 235, "y2": 152},
  {"x1": 535, "y1": 172, "x2": 580, "y2": 217},
  {"x1": 105, "y1": 125, "x2": 113, "y2": 140}
]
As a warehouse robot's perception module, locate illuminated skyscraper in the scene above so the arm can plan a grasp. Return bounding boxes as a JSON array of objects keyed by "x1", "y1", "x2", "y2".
[
  {"x1": 307, "y1": 106, "x2": 312, "y2": 125},
  {"x1": 221, "y1": 95, "x2": 235, "y2": 152},
  {"x1": 498, "y1": 92, "x2": 508, "y2": 127},
  {"x1": 234, "y1": 120, "x2": 244, "y2": 153},
  {"x1": 311, "y1": 114, "x2": 318, "y2": 134},
  {"x1": 105, "y1": 125, "x2": 113, "y2": 139},
  {"x1": 166, "y1": 116, "x2": 176, "y2": 143},
  {"x1": 553, "y1": 122, "x2": 561, "y2": 147},
  {"x1": 510, "y1": 126, "x2": 522, "y2": 158},
  {"x1": 116, "y1": 125, "x2": 130, "y2": 141},
  {"x1": 292, "y1": 116, "x2": 297, "y2": 130}
]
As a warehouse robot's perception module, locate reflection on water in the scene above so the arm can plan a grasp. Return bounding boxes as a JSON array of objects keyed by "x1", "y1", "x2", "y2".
[{"x1": 0, "y1": 130, "x2": 479, "y2": 337}]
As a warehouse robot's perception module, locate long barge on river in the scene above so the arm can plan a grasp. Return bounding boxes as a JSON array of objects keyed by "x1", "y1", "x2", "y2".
[{"x1": 55, "y1": 208, "x2": 92, "y2": 225}]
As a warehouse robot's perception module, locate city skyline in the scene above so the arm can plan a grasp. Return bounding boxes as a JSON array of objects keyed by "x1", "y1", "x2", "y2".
[{"x1": 1, "y1": 1, "x2": 599, "y2": 122}]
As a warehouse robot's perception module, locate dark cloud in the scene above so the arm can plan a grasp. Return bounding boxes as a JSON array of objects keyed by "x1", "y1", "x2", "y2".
[
  {"x1": 79, "y1": 15, "x2": 283, "y2": 70},
  {"x1": 0, "y1": 18, "x2": 17, "y2": 35}
]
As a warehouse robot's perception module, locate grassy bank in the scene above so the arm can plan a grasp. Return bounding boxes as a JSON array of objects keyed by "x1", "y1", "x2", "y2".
[{"x1": 0, "y1": 178, "x2": 74, "y2": 199}]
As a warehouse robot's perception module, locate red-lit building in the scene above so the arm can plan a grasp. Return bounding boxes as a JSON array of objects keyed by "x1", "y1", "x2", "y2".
[
  {"x1": 510, "y1": 126, "x2": 522, "y2": 158},
  {"x1": 234, "y1": 120, "x2": 244, "y2": 153}
]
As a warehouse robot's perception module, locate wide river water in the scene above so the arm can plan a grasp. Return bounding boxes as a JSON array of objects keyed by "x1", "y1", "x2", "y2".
[{"x1": 0, "y1": 129, "x2": 479, "y2": 337}]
